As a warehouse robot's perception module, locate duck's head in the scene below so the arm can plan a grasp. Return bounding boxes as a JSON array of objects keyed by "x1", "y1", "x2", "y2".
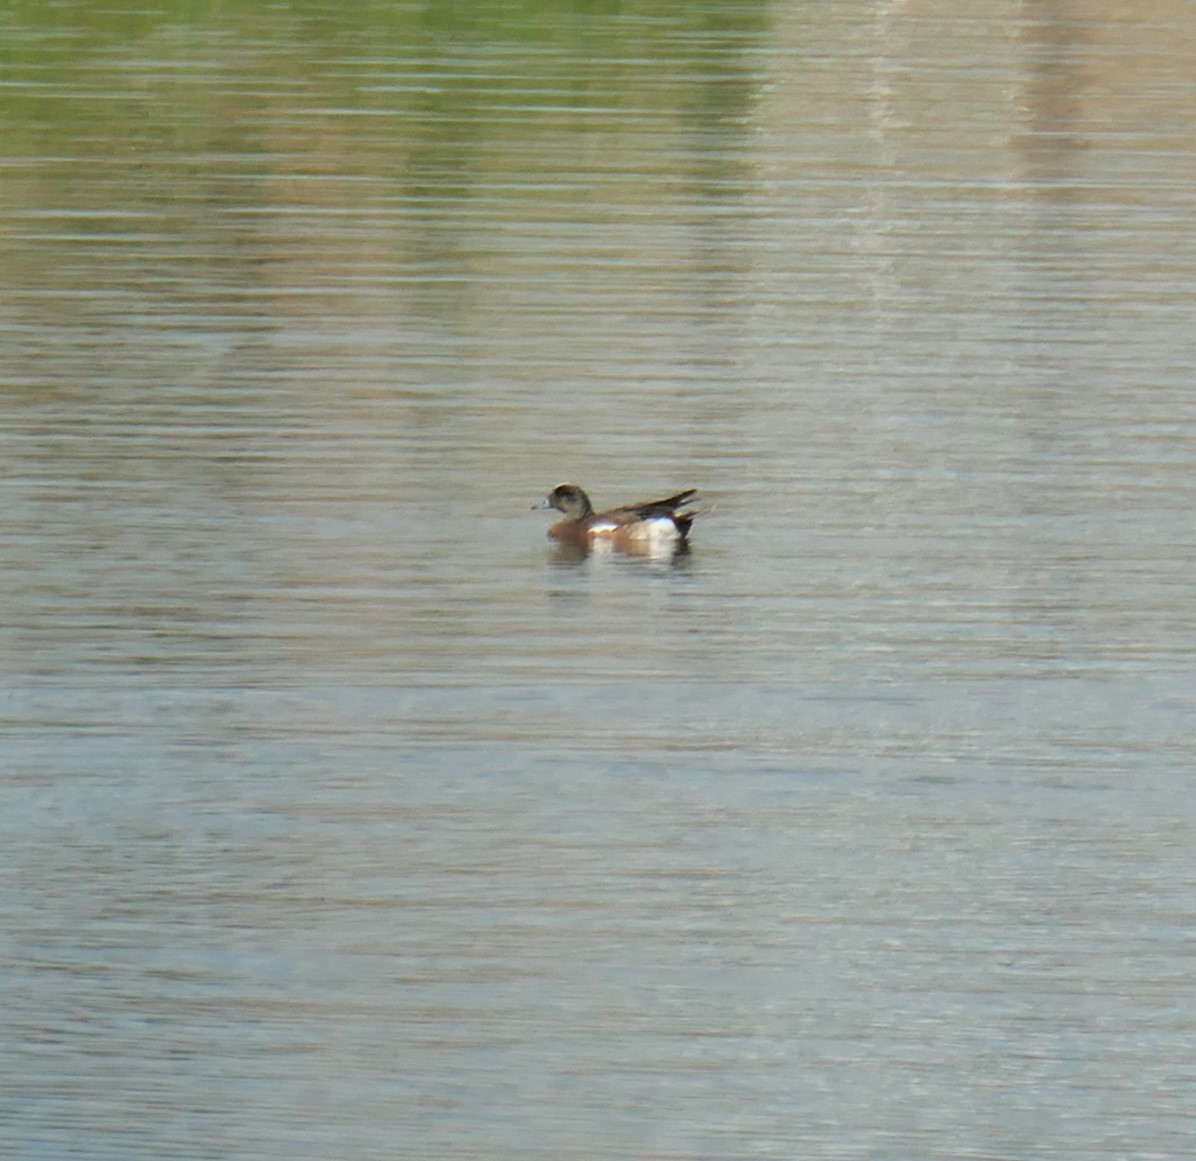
[{"x1": 533, "y1": 482, "x2": 593, "y2": 519}]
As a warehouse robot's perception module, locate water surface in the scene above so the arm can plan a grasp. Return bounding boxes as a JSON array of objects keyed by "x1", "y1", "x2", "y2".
[{"x1": 3, "y1": 2, "x2": 1195, "y2": 1158}]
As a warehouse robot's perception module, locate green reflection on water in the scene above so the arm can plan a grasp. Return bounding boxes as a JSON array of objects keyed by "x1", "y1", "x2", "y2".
[
  {"x1": 2, "y1": 0, "x2": 767, "y2": 294},
  {"x1": 1, "y1": 0, "x2": 768, "y2": 152}
]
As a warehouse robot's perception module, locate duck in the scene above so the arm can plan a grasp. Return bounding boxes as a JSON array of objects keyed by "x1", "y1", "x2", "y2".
[{"x1": 534, "y1": 483, "x2": 699, "y2": 552}]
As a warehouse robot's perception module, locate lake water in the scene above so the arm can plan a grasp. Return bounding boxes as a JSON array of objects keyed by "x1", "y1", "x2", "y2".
[{"x1": 3, "y1": 2, "x2": 1194, "y2": 1158}]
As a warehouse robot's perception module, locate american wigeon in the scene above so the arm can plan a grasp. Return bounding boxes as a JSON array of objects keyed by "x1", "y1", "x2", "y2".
[{"x1": 534, "y1": 483, "x2": 699, "y2": 551}]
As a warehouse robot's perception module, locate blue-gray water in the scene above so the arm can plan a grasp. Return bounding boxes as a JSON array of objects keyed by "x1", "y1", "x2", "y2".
[{"x1": 3, "y1": 2, "x2": 1194, "y2": 1158}]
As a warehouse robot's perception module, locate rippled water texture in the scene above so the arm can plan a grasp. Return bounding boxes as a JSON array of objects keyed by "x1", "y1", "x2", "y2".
[{"x1": 3, "y1": 2, "x2": 1194, "y2": 1158}]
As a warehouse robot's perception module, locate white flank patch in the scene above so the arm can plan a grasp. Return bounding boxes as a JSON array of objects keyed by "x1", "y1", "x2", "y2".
[
  {"x1": 585, "y1": 516, "x2": 680, "y2": 553},
  {"x1": 625, "y1": 517, "x2": 679, "y2": 543}
]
